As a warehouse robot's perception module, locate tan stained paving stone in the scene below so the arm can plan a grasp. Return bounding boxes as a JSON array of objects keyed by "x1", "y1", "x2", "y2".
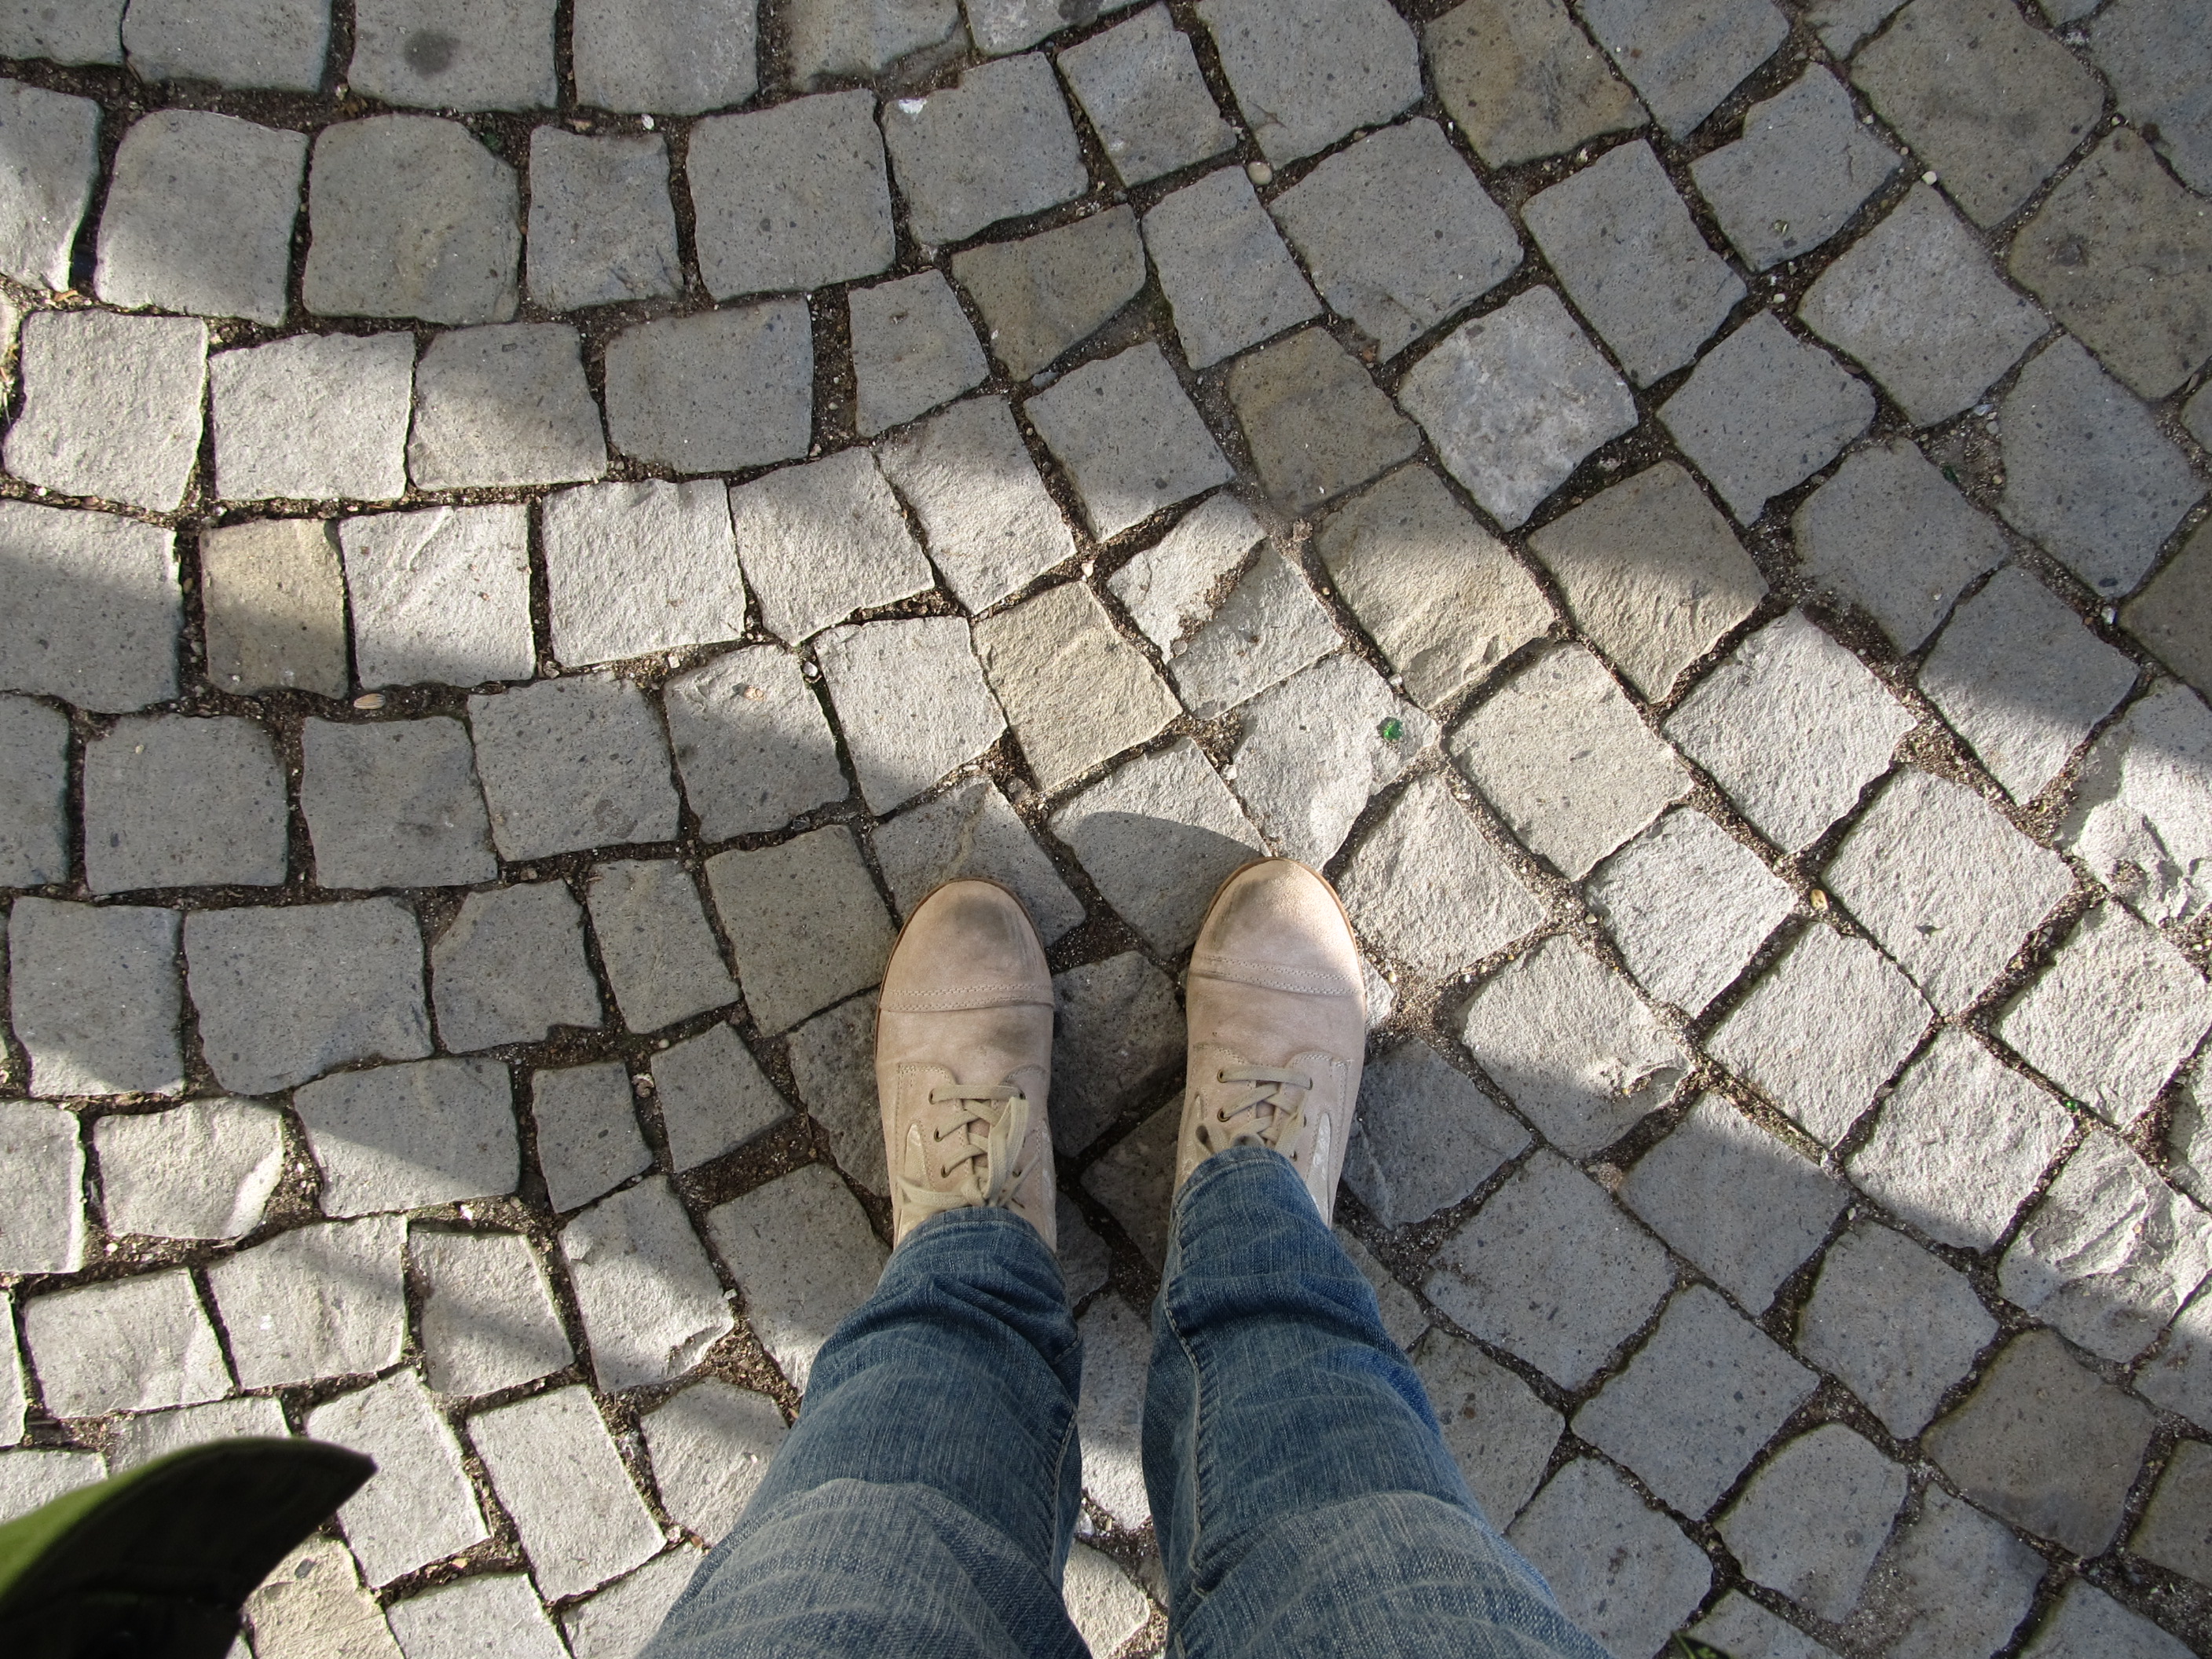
[
  {"x1": 1424, "y1": 0, "x2": 1643, "y2": 170},
  {"x1": 973, "y1": 580, "x2": 1179, "y2": 791},
  {"x1": 1225, "y1": 328, "x2": 1420, "y2": 515},
  {"x1": 200, "y1": 520, "x2": 349, "y2": 699}
]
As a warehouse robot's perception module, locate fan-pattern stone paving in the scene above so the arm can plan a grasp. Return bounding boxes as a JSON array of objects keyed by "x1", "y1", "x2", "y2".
[{"x1": 0, "y1": 2, "x2": 2210, "y2": 1657}]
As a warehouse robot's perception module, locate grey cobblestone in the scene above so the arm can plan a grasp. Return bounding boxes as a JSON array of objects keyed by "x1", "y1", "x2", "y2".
[
  {"x1": 0, "y1": 503, "x2": 181, "y2": 714},
  {"x1": 341, "y1": 506, "x2": 537, "y2": 691},
  {"x1": 93, "y1": 1097, "x2": 284, "y2": 1240},
  {"x1": 603, "y1": 303, "x2": 814, "y2": 476},
  {"x1": 876, "y1": 395, "x2": 1075, "y2": 611},
  {"x1": 1082, "y1": 1100, "x2": 1177, "y2": 1269},
  {"x1": 1071, "y1": 1293, "x2": 1150, "y2": 1525},
  {"x1": 244, "y1": 1536, "x2": 400, "y2": 1659},
  {"x1": 650, "y1": 1023, "x2": 788, "y2": 1170},
  {"x1": 467, "y1": 676, "x2": 683, "y2": 862},
  {"x1": 1587, "y1": 808, "x2": 1796, "y2": 1017},
  {"x1": 1688, "y1": 1594, "x2": 1840, "y2": 1659},
  {"x1": 0, "y1": 1101, "x2": 85, "y2": 1273},
  {"x1": 1720, "y1": 1425, "x2": 1906, "y2": 1622},
  {"x1": 1225, "y1": 328, "x2": 1420, "y2": 515},
  {"x1": 2025, "y1": 1586, "x2": 2193, "y2": 1659},
  {"x1": 306, "y1": 1371, "x2": 486, "y2": 1585},
  {"x1": 95, "y1": 111, "x2": 304, "y2": 326},
  {"x1": 690, "y1": 92, "x2": 895, "y2": 300},
  {"x1": 702, "y1": 826, "x2": 894, "y2": 1034},
  {"x1": 873, "y1": 776, "x2": 1084, "y2": 943},
  {"x1": 1425, "y1": 0, "x2": 1643, "y2": 170},
  {"x1": 0, "y1": 694, "x2": 67, "y2": 887},
  {"x1": 787, "y1": 0, "x2": 960, "y2": 83},
  {"x1": 470, "y1": 1386, "x2": 665, "y2": 1599},
  {"x1": 1339, "y1": 771, "x2": 1545, "y2": 977},
  {"x1": 1841, "y1": 1484, "x2": 2045, "y2": 1659},
  {"x1": 1047, "y1": 953, "x2": 1183, "y2": 1155},
  {"x1": 23, "y1": 1269, "x2": 228, "y2": 1418},
  {"x1": 1026, "y1": 342, "x2": 1232, "y2": 539},
  {"x1": 789, "y1": 993, "x2": 884, "y2": 1196},
  {"x1": 0, "y1": 5, "x2": 123, "y2": 67},
  {"x1": 949, "y1": 209, "x2": 1147, "y2": 383},
  {"x1": 969, "y1": 0, "x2": 1140, "y2": 54},
  {"x1": 1162, "y1": 546, "x2": 1340, "y2": 719},
  {"x1": 1799, "y1": 1218, "x2": 1996, "y2": 1440},
  {"x1": 1692, "y1": 69, "x2": 1900, "y2": 272},
  {"x1": 302, "y1": 717, "x2": 497, "y2": 891},
  {"x1": 5, "y1": 309, "x2": 206, "y2": 512},
  {"x1": 408, "y1": 324, "x2": 608, "y2": 491},
  {"x1": 819, "y1": 617, "x2": 1005, "y2": 815},
  {"x1": 207, "y1": 1214, "x2": 408, "y2": 1389},
  {"x1": 726, "y1": 449, "x2": 933, "y2": 643},
  {"x1": 641, "y1": 1380, "x2": 786, "y2": 1544},
  {"x1": 123, "y1": 0, "x2": 327, "y2": 90},
  {"x1": 2140, "y1": 1287, "x2": 2212, "y2": 1431},
  {"x1": 531, "y1": 1062, "x2": 653, "y2": 1217},
  {"x1": 2093, "y1": 0, "x2": 2212, "y2": 196},
  {"x1": 1057, "y1": 6, "x2": 1235, "y2": 189},
  {"x1": 1145, "y1": 167, "x2": 1320, "y2": 372},
  {"x1": 527, "y1": 130, "x2": 681, "y2": 313},
  {"x1": 2123, "y1": 526, "x2": 2212, "y2": 702},
  {"x1": 1808, "y1": 0, "x2": 1905, "y2": 53},
  {"x1": 83, "y1": 714, "x2": 285, "y2": 894},
  {"x1": 1507, "y1": 1459, "x2": 1711, "y2": 1659},
  {"x1": 1409, "y1": 1328, "x2": 1558, "y2": 1525},
  {"x1": 1580, "y1": 0, "x2": 1786, "y2": 139},
  {"x1": 2064, "y1": 681, "x2": 2212, "y2": 928},
  {"x1": 0, "y1": 1449, "x2": 104, "y2": 1525},
  {"x1": 295, "y1": 1057, "x2": 518, "y2": 1219},
  {"x1": 664, "y1": 646, "x2": 847, "y2": 840},
  {"x1": 107, "y1": 1397, "x2": 287, "y2": 1468},
  {"x1": 587, "y1": 859, "x2": 738, "y2": 1034},
  {"x1": 1344, "y1": 1036, "x2": 1527, "y2": 1229},
  {"x1": 562, "y1": 1549, "x2": 700, "y2": 1659},
  {"x1": 412, "y1": 1226, "x2": 572, "y2": 1398},
  {"x1": 1227, "y1": 651, "x2": 1432, "y2": 867},
  {"x1": 544, "y1": 480, "x2": 747, "y2": 668},
  {"x1": 432, "y1": 883, "x2": 603, "y2": 1053},
  {"x1": 2132, "y1": 1439, "x2": 2212, "y2": 1585},
  {"x1": 561, "y1": 1174, "x2": 734, "y2": 1393},
  {"x1": 350, "y1": 0, "x2": 557, "y2": 111},
  {"x1": 573, "y1": 0, "x2": 758, "y2": 114},
  {"x1": 705, "y1": 1163, "x2": 888, "y2": 1391},
  {"x1": 883, "y1": 53, "x2": 1086, "y2": 247},
  {"x1": 200, "y1": 520, "x2": 350, "y2": 699},
  {"x1": 1196, "y1": 0, "x2": 1419, "y2": 164},
  {"x1": 0, "y1": 79, "x2": 100, "y2": 290},
  {"x1": 10, "y1": 897, "x2": 182, "y2": 1097},
  {"x1": 1109, "y1": 492, "x2": 1263, "y2": 655},
  {"x1": 975, "y1": 580, "x2": 1179, "y2": 790},
  {"x1": 386, "y1": 1575, "x2": 565, "y2": 1659},
  {"x1": 849, "y1": 270, "x2": 987, "y2": 438}
]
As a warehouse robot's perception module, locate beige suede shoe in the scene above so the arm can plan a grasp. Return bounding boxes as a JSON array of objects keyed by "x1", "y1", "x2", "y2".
[
  {"x1": 1174, "y1": 859, "x2": 1367, "y2": 1224},
  {"x1": 877, "y1": 879, "x2": 1057, "y2": 1250}
]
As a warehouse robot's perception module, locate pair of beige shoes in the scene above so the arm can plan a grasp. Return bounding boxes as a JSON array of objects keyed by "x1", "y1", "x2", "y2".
[{"x1": 875, "y1": 859, "x2": 1368, "y2": 1251}]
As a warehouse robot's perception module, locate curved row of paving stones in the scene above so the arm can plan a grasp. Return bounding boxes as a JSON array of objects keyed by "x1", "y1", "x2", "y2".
[{"x1": 2, "y1": 1, "x2": 2212, "y2": 1657}]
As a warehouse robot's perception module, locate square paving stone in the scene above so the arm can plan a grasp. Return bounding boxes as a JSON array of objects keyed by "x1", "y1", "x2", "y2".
[
  {"x1": 408, "y1": 323, "x2": 607, "y2": 490},
  {"x1": 306, "y1": 1372, "x2": 487, "y2": 1586},
  {"x1": 303, "y1": 116, "x2": 520, "y2": 326},
  {"x1": 301, "y1": 717, "x2": 498, "y2": 891},
  {"x1": 1661, "y1": 314, "x2": 1877, "y2": 524},
  {"x1": 94, "y1": 111, "x2": 305, "y2": 326},
  {"x1": 1226, "y1": 651, "x2": 1433, "y2": 866},
  {"x1": 652, "y1": 1022, "x2": 788, "y2": 1170},
  {"x1": 526, "y1": 130, "x2": 681, "y2": 312},
  {"x1": 410, "y1": 1226, "x2": 571, "y2": 1397},
  {"x1": 1687, "y1": 1594, "x2": 1842, "y2": 1659},
  {"x1": 1623, "y1": 1093, "x2": 1847, "y2": 1312},
  {"x1": 1337, "y1": 1225, "x2": 1426, "y2": 1351},
  {"x1": 432, "y1": 884, "x2": 603, "y2": 1053},
  {"x1": 121, "y1": 0, "x2": 328, "y2": 88},
  {"x1": 1710, "y1": 921, "x2": 1932, "y2": 1144},
  {"x1": 876, "y1": 394, "x2": 1075, "y2": 610},
  {"x1": 849, "y1": 270, "x2": 987, "y2": 438},
  {"x1": 9, "y1": 897, "x2": 182, "y2": 1097},
  {"x1": 1025, "y1": 342, "x2": 1233, "y2": 540},
  {"x1": 1807, "y1": 0, "x2": 1906, "y2": 52},
  {"x1": 1344, "y1": 1035, "x2": 1529, "y2": 1230},
  {"x1": 2133, "y1": 1440, "x2": 2212, "y2": 1587},
  {"x1": 818, "y1": 617, "x2": 1006, "y2": 814},
  {"x1": 93, "y1": 1097, "x2": 285, "y2": 1240},
  {"x1": 1793, "y1": 440, "x2": 2009, "y2": 652},
  {"x1": 295, "y1": 1057, "x2": 518, "y2": 1218},
  {"x1": 467, "y1": 677, "x2": 683, "y2": 862},
  {"x1": 562, "y1": 1550, "x2": 701, "y2": 1659},
  {"x1": 1409, "y1": 1328, "x2": 1559, "y2": 1525},
  {"x1": 705, "y1": 1163, "x2": 888, "y2": 1392},
  {"x1": 530, "y1": 1062, "x2": 651, "y2": 1215},
  {"x1": 4, "y1": 309, "x2": 206, "y2": 511},
  {"x1": 786, "y1": 993, "x2": 883, "y2": 1196},
  {"x1": 2141, "y1": 1287, "x2": 2212, "y2": 1433},
  {"x1": 1846, "y1": 1028, "x2": 2072, "y2": 1252},
  {"x1": 1397, "y1": 287, "x2": 1637, "y2": 531},
  {"x1": 573, "y1": 0, "x2": 757, "y2": 112},
  {"x1": 1460, "y1": 936, "x2": 1688, "y2": 1157},
  {"x1": 882, "y1": 53, "x2": 1086, "y2": 247},
  {"x1": 240, "y1": 1536, "x2": 397, "y2": 1659},
  {"x1": 1580, "y1": 0, "x2": 1787, "y2": 139},
  {"x1": 1159, "y1": 547, "x2": 1340, "y2": 719},
  {"x1": 0, "y1": 503, "x2": 181, "y2": 713},
  {"x1": 969, "y1": 0, "x2": 1142, "y2": 54},
  {"x1": 1851, "y1": 0, "x2": 2104, "y2": 229},
  {"x1": 83, "y1": 715, "x2": 287, "y2": 894},
  {"x1": 2001, "y1": 1130, "x2": 2212, "y2": 1364},
  {"x1": 640, "y1": 1379, "x2": 787, "y2": 1544},
  {"x1": 1719, "y1": 1425, "x2": 1908, "y2": 1621},
  {"x1": 1082, "y1": 1099, "x2": 1178, "y2": 1269},
  {"x1": 1057, "y1": 5, "x2": 1234, "y2": 188},
  {"x1": 0, "y1": 4, "x2": 123, "y2": 66},
  {"x1": 2093, "y1": 0, "x2": 2212, "y2": 196},
  {"x1": 1449, "y1": 643, "x2": 1689, "y2": 881},
  {"x1": 2066, "y1": 680, "x2": 2212, "y2": 929},
  {"x1": 1577, "y1": 1284, "x2": 1817, "y2": 1518},
  {"x1": 1225, "y1": 328, "x2": 1420, "y2": 514},
  {"x1": 1798, "y1": 1218, "x2": 1996, "y2": 1439},
  {"x1": 207, "y1": 1214, "x2": 408, "y2": 1388},
  {"x1": 1588, "y1": 808, "x2": 1795, "y2": 1016},
  {"x1": 1108, "y1": 492, "x2": 1265, "y2": 657},
  {"x1": 1046, "y1": 952, "x2": 1182, "y2": 1154},
  {"x1": 1315, "y1": 466, "x2": 1555, "y2": 712},
  {"x1": 1425, "y1": 0, "x2": 1644, "y2": 169},
  {"x1": 107, "y1": 1397, "x2": 290, "y2": 1470},
  {"x1": 725, "y1": 449, "x2": 933, "y2": 643},
  {"x1": 1822, "y1": 768, "x2": 2072, "y2": 1014},
  {"x1": 0, "y1": 1101, "x2": 84, "y2": 1273},
  {"x1": 1144, "y1": 167, "x2": 1320, "y2": 372},
  {"x1": 1269, "y1": 119, "x2": 1520, "y2": 363},
  {"x1": 1664, "y1": 609, "x2": 1914, "y2": 853},
  {"x1": 187, "y1": 900, "x2": 431, "y2": 1095},
  {"x1": 1924, "y1": 1328, "x2": 2155, "y2": 1557},
  {"x1": 560, "y1": 1174, "x2": 734, "y2": 1393},
  {"x1": 1507, "y1": 1459, "x2": 1711, "y2": 1659},
  {"x1": 0, "y1": 80, "x2": 100, "y2": 290},
  {"x1": 703, "y1": 826, "x2": 894, "y2": 1035},
  {"x1": 200, "y1": 519, "x2": 350, "y2": 698},
  {"x1": 1798, "y1": 186, "x2": 2045, "y2": 430},
  {"x1": 2011, "y1": 130, "x2": 2212, "y2": 403},
  {"x1": 1068, "y1": 1294, "x2": 1151, "y2": 1523},
  {"x1": 786, "y1": 0, "x2": 961, "y2": 82},
  {"x1": 604, "y1": 302, "x2": 813, "y2": 476},
  {"x1": 1525, "y1": 139, "x2": 1745, "y2": 387},
  {"x1": 871, "y1": 770, "x2": 1086, "y2": 958},
  {"x1": 950, "y1": 207, "x2": 1147, "y2": 382},
  {"x1": 2023, "y1": 1585, "x2": 2195, "y2": 1659},
  {"x1": 1530, "y1": 461, "x2": 1767, "y2": 699},
  {"x1": 350, "y1": 0, "x2": 557, "y2": 109},
  {"x1": 1838, "y1": 1484, "x2": 2045, "y2": 1659},
  {"x1": 2124, "y1": 524, "x2": 2212, "y2": 702},
  {"x1": 1422, "y1": 1150, "x2": 1672, "y2": 1388},
  {"x1": 1998, "y1": 338, "x2": 2203, "y2": 599},
  {"x1": 1998, "y1": 901, "x2": 2211, "y2": 1129},
  {"x1": 1196, "y1": 0, "x2": 1419, "y2": 164},
  {"x1": 689, "y1": 93, "x2": 895, "y2": 299},
  {"x1": 586, "y1": 859, "x2": 738, "y2": 1033},
  {"x1": 973, "y1": 580, "x2": 1180, "y2": 790},
  {"x1": 542, "y1": 480, "x2": 747, "y2": 668},
  {"x1": 1047, "y1": 739, "x2": 1265, "y2": 955},
  {"x1": 471, "y1": 1386, "x2": 665, "y2": 1599},
  {"x1": 341, "y1": 506, "x2": 536, "y2": 690},
  {"x1": 386, "y1": 1576, "x2": 565, "y2": 1658},
  {"x1": 663, "y1": 646, "x2": 847, "y2": 840},
  {"x1": 24, "y1": 1269, "x2": 229, "y2": 1418},
  {"x1": 1920, "y1": 566, "x2": 2139, "y2": 803},
  {"x1": 1061, "y1": 1544, "x2": 1149, "y2": 1657},
  {"x1": 1692, "y1": 68, "x2": 1901, "y2": 271},
  {"x1": 0, "y1": 694, "x2": 68, "y2": 887},
  {"x1": 1339, "y1": 772, "x2": 1546, "y2": 978}
]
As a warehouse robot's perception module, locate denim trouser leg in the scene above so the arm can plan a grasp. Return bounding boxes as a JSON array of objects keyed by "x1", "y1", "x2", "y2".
[
  {"x1": 1144, "y1": 1147, "x2": 1606, "y2": 1659},
  {"x1": 643, "y1": 1206, "x2": 1088, "y2": 1659}
]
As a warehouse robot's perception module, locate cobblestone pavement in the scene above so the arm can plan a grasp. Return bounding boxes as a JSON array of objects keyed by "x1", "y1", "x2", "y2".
[{"x1": 1, "y1": 2, "x2": 2210, "y2": 1656}]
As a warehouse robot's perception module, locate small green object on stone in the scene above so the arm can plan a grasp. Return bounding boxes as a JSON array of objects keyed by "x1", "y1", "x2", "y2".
[{"x1": 1379, "y1": 716, "x2": 1405, "y2": 742}]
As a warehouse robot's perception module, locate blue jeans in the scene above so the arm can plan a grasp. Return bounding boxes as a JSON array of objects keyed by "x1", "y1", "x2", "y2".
[{"x1": 645, "y1": 1148, "x2": 1604, "y2": 1658}]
